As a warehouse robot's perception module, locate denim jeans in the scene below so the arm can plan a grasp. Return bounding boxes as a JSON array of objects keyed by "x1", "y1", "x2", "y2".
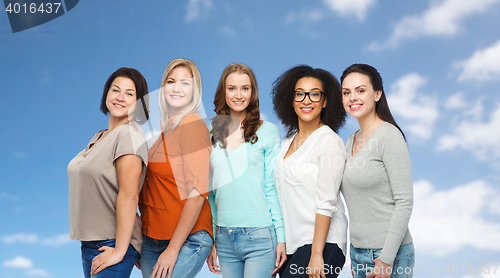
[
  {"x1": 279, "y1": 243, "x2": 345, "y2": 278},
  {"x1": 351, "y1": 242, "x2": 415, "y2": 278},
  {"x1": 215, "y1": 226, "x2": 277, "y2": 278},
  {"x1": 81, "y1": 239, "x2": 139, "y2": 278},
  {"x1": 139, "y1": 230, "x2": 213, "y2": 278}
]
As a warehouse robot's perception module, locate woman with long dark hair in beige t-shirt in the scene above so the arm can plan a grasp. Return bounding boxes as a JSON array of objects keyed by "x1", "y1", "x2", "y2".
[{"x1": 68, "y1": 67, "x2": 149, "y2": 278}]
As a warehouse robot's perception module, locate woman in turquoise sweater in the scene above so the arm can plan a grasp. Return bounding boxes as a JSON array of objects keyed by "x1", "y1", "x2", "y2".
[{"x1": 206, "y1": 62, "x2": 287, "y2": 278}]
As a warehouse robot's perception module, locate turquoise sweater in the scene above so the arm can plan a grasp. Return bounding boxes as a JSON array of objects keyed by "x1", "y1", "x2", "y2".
[{"x1": 208, "y1": 121, "x2": 285, "y2": 242}]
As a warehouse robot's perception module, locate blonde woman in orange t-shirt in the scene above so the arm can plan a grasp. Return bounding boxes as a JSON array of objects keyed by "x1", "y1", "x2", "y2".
[{"x1": 138, "y1": 59, "x2": 213, "y2": 278}]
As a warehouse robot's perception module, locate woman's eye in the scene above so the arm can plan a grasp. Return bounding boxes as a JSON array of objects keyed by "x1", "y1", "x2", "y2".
[
  {"x1": 342, "y1": 91, "x2": 349, "y2": 95},
  {"x1": 127, "y1": 93, "x2": 133, "y2": 96},
  {"x1": 183, "y1": 82, "x2": 190, "y2": 86},
  {"x1": 166, "y1": 80, "x2": 174, "y2": 84},
  {"x1": 358, "y1": 89, "x2": 364, "y2": 93},
  {"x1": 228, "y1": 87, "x2": 235, "y2": 91},
  {"x1": 242, "y1": 87, "x2": 249, "y2": 91}
]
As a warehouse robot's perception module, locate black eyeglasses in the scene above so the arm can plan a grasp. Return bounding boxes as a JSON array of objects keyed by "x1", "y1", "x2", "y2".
[{"x1": 294, "y1": 90, "x2": 324, "y2": 102}]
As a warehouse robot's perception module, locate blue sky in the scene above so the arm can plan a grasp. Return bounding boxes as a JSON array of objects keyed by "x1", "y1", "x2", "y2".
[{"x1": 1, "y1": 0, "x2": 500, "y2": 277}]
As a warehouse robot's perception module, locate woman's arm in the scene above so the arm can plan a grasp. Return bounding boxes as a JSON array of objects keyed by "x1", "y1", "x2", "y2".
[
  {"x1": 261, "y1": 124, "x2": 287, "y2": 273},
  {"x1": 152, "y1": 116, "x2": 212, "y2": 278},
  {"x1": 91, "y1": 154, "x2": 143, "y2": 275},
  {"x1": 151, "y1": 189, "x2": 205, "y2": 278},
  {"x1": 309, "y1": 214, "x2": 331, "y2": 278},
  {"x1": 308, "y1": 134, "x2": 346, "y2": 278},
  {"x1": 376, "y1": 127, "x2": 413, "y2": 266}
]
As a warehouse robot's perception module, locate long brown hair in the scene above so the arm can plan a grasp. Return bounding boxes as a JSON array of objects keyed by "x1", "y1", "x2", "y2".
[
  {"x1": 211, "y1": 63, "x2": 261, "y2": 148},
  {"x1": 341, "y1": 63, "x2": 406, "y2": 141}
]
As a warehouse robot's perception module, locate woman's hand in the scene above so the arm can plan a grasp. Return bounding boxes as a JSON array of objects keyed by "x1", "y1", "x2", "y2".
[
  {"x1": 272, "y1": 242, "x2": 287, "y2": 275},
  {"x1": 90, "y1": 246, "x2": 124, "y2": 275},
  {"x1": 151, "y1": 247, "x2": 179, "y2": 278},
  {"x1": 308, "y1": 253, "x2": 326, "y2": 278},
  {"x1": 206, "y1": 244, "x2": 221, "y2": 274},
  {"x1": 366, "y1": 258, "x2": 392, "y2": 278}
]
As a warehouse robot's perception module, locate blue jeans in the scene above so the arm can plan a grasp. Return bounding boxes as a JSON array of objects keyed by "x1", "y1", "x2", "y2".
[
  {"x1": 81, "y1": 239, "x2": 139, "y2": 278},
  {"x1": 139, "y1": 230, "x2": 213, "y2": 278},
  {"x1": 215, "y1": 226, "x2": 277, "y2": 278},
  {"x1": 351, "y1": 242, "x2": 415, "y2": 278}
]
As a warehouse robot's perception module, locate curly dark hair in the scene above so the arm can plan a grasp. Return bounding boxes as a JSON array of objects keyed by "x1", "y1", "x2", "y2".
[
  {"x1": 271, "y1": 65, "x2": 346, "y2": 138},
  {"x1": 211, "y1": 63, "x2": 261, "y2": 148}
]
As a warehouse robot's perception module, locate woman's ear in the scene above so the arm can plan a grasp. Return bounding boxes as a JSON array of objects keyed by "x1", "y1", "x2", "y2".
[{"x1": 375, "y1": 91, "x2": 382, "y2": 102}]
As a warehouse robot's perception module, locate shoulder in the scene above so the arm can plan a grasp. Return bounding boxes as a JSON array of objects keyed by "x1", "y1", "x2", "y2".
[
  {"x1": 257, "y1": 121, "x2": 279, "y2": 135},
  {"x1": 180, "y1": 113, "x2": 203, "y2": 124},
  {"x1": 376, "y1": 122, "x2": 405, "y2": 144},
  {"x1": 316, "y1": 126, "x2": 345, "y2": 149},
  {"x1": 116, "y1": 121, "x2": 146, "y2": 139}
]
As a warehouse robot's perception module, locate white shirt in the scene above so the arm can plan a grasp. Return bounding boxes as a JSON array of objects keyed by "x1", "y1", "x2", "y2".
[{"x1": 274, "y1": 125, "x2": 348, "y2": 255}]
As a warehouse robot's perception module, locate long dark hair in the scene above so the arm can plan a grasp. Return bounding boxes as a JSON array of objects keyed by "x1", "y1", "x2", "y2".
[
  {"x1": 340, "y1": 63, "x2": 405, "y2": 141},
  {"x1": 211, "y1": 63, "x2": 260, "y2": 148}
]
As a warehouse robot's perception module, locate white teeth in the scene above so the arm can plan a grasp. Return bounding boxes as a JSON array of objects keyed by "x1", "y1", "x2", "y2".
[
  {"x1": 351, "y1": 105, "x2": 361, "y2": 108},
  {"x1": 301, "y1": 108, "x2": 312, "y2": 111}
]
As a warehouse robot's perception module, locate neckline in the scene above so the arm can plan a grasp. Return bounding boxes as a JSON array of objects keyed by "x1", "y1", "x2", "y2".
[
  {"x1": 350, "y1": 121, "x2": 387, "y2": 158},
  {"x1": 222, "y1": 121, "x2": 266, "y2": 153},
  {"x1": 282, "y1": 125, "x2": 327, "y2": 161}
]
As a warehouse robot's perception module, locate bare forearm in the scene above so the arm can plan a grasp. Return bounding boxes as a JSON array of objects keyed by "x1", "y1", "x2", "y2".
[
  {"x1": 166, "y1": 193, "x2": 205, "y2": 252},
  {"x1": 115, "y1": 192, "x2": 139, "y2": 256},
  {"x1": 311, "y1": 214, "x2": 331, "y2": 256}
]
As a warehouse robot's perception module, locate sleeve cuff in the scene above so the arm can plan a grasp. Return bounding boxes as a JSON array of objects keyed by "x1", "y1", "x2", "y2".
[
  {"x1": 316, "y1": 208, "x2": 334, "y2": 217},
  {"x1": 275, "y1": 226, "x2": 286, "y2": 243}
]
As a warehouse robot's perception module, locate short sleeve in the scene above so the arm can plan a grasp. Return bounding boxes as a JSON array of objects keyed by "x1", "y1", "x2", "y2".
[
  {"x1": 114, "y1": 124, "x2": 148, "y2": 165},
  {"x1": 179, "y1": 114, "x2": 212, "y2": 198}
]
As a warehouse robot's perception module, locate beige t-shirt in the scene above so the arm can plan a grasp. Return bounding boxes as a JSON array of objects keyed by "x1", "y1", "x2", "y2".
[{"x1": 68, "y1": 121, "x2": 148, "y2": 253}]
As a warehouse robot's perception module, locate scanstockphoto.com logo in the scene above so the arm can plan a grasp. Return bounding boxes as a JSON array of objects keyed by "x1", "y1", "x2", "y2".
[{"x1": 3, "y1": 0, "x2": 79, "y2": 33}]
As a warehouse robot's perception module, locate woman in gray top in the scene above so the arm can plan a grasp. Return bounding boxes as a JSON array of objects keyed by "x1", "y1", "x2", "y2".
[
  {"x1": 68, "y1": 68, "x2": 149, "y2": 278},
  {"x1": 340, "y1": 64, "x2": 414, "y2": 278}
]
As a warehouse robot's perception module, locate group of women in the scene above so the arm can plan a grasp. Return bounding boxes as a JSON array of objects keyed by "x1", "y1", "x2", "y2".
[{"x1": 68, "y1": 59, "x2": 415, "y2": 278}]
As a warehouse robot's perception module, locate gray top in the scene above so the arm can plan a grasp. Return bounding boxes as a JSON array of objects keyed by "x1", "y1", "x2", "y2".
[
  {"x1": 341, "y1": 122, "x2": 413, "y2": 265},
  {"x1": 68, "y1": 121, "x2": 148, "y2": 253}
]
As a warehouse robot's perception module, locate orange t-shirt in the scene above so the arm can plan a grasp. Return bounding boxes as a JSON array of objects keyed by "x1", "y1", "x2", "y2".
[{"x1": 139, "y1": 113, "x2": 213, "y2": 240}]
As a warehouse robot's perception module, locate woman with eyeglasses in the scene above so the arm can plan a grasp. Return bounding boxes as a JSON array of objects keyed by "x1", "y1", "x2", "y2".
[
  {"x1": 206, "y1": 62, "x2": 287, "y2": 278},
  {"x1": 340, "y1": 64, "x2": 414, "y2": 278},
  {"x1": 271, "y1": 65, "x2": 348, "y2": 278}
]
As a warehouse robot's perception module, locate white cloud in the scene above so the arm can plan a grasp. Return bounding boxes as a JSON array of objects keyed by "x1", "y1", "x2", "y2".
[
  {"x1": 1, "y1": 233, "x2": 71, "y2": 246},
  {"x1": 445, "y1": 91, "x2": 467, "y2": 109},
  {"x1": 322, "y1": 0, "x2": 376, "y2": 21},
  {"x1": 411, "y1": 180, "x2": 500, "y2": 256},
  {"x1": 3, "y1": 256, "x2": 32, "y2": 268},
  {"x1": 185, "y1": 0, "x2": 213, "y2": 22},
  {"x1": 387, "y1": 73, "x2": 438, "y2": 140},
  {"x1": 455, "y1": 40, "x2": 500, "y2": 82},
  {"x1": 1, "y1": 192, "x2": 19, "y2": 201},
  {"x1": 438, "y1": 102, "x2": 500, "y2": 161},
  {"x1": 1, "y1": 233, "x2": 38, "y2": 244},
  {"x1": 369, "y1": 0, "x2": 499, "y2": 50},
  {"x1": 284, "y1": 9, "x2": 324, "y2": 25},
  {"x1": 28, "y1": 269, "x2": 50, "y2": 277},
  {"x1": 220, "y1": 26, "x2": 237, "y2": 39}
]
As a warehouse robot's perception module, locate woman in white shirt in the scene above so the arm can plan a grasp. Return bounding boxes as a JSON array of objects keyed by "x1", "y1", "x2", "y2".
[{"x1": 271, "y1": 65, "x2": 348, "y2": 278}]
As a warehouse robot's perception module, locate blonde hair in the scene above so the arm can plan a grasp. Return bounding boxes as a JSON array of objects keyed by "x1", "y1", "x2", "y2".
[{"x1": 159, "y1": 58, "x2": 202, "y2": 130}]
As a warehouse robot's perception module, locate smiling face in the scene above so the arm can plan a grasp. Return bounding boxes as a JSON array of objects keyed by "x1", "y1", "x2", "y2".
[
  {"x1": 106, "y1": 76, "x2": 137, "y2": 124},
  {"x1": 341, "y1": 72, "x2": 381, "y2": 120},
  {"x1": 293, "y1": 77, "x2": 326, "y2": 126},
  {"x1": 225, "y1": 72, "x2": 252, "y2": 119},
  {"x1": 164, "y1": 66, "x2": 194, "y2": 117}
]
